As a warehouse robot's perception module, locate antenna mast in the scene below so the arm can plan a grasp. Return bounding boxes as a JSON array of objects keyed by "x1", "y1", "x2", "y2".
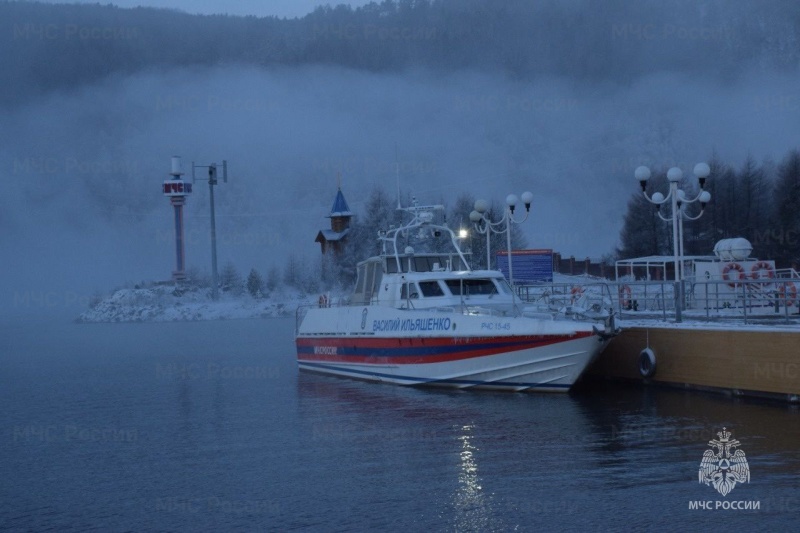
[
  {"x1": 395, "y1": 143, "x2": 401, "y2": 209},
  {"x1": 192, "y1": 159, "x2": 229, "y2": 300}
]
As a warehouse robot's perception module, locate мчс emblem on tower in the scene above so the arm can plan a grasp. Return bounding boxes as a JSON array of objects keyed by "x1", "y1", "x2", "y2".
[{"x1": 698, "y1": 427, "x2": 750, "y2": 497}]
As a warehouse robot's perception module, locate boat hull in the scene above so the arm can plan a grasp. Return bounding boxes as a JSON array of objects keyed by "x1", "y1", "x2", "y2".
[{"x1": 296, "y1": 306, "x2": 608, "y2": 391}]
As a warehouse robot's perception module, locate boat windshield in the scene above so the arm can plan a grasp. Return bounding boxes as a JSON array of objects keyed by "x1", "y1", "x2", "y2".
[
  {"x1": 419, "y1": 281, "x2": 445, "y2": 297},
  {"x1": 444, "y1": 278, "x2": 499, "y2": 296},
  {"x1": 494, "y1": 278, "x2": 513, "y2": 295},
  {"x1": 384, "y1": 254, "x2": 469, "y2": 273}
]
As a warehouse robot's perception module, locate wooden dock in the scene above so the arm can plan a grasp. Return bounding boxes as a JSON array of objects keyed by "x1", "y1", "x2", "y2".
[{"x1": 586, "y1": 325, "x2": 800, "y2": 402}]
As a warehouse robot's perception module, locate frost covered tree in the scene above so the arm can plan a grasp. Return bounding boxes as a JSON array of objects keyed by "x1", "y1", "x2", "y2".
[
  {"x1": 265, "y1": 265, "x2": 281, "y2": 293},
  {"x1": 219, "y1": 262, "x2": 243, "y2": 295},
  {"x1": 448, "y1": 193, "x2": 479, "y2": 267},
  {"x1": 347, "y1": 186, "x2": 401, "y2": 259},
  {"x1": 320, "y1": 249, "x2": 350, "y2": 292},
  {"x1": 184, "y1": 266, "x2": 210, "y2": 288},
  {"x1": 283, "y1": 254, "x2": 304, "y2": 290},
  {"x1": 246, "y1": 268, "x2": 263, "y2": 298},
  {"x1": 302, "y1": 260, "x2": 323, "y2": 295}
]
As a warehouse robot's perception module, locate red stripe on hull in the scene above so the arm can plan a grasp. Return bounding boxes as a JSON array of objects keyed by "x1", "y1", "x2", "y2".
[{"x1": 296, "y1": 333, "x2": 593, "y2": 365}]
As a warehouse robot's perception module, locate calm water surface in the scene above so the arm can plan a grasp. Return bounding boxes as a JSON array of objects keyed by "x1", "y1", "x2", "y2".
[{"x1": 1, "y1": 317, "x2": 798, "y2": 531}]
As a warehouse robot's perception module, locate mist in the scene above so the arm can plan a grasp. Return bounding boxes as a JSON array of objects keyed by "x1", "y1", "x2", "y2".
[{"x1": 3, "y1": 45, "x2": 800, "y2": 317}]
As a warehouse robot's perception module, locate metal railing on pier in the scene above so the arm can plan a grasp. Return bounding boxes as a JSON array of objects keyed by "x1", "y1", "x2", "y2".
[{"x1": 516, "y1": 276, "x2": 800, "y2": 325}]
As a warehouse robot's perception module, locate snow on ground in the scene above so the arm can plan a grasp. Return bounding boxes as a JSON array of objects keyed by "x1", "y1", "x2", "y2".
[
  {"x1": 78, "y1": 274, "x2": 800, "y2": 332},
  {"x1": 77, "y1": 284, "x2": 321, "y2": 323}
]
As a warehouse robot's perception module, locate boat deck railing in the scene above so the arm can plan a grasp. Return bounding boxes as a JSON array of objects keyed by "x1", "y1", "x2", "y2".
[{"x1": 516, "y1": 277, "x2": 800, "y2": 325}]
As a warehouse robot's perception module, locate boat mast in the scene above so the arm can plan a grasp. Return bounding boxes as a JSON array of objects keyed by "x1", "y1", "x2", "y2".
[
  {"x1": 395, "y1": 144, "x2": 401, "y2": 210},
  {"x1": 380, "y1": 200, "x2": 473, "y2": 273}
]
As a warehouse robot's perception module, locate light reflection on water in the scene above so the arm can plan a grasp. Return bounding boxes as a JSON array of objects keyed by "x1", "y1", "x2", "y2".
[{"x1": 454, "y1": 424, "x2": 488, "y2": 531}]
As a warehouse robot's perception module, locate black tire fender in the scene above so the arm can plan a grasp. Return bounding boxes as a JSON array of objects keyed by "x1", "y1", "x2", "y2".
[{"x1": 639, "y1": 348, "x2": 657, "y2": 378}]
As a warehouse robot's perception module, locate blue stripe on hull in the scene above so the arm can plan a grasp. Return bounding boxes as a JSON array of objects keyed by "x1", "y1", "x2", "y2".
[{"x1": 296, "y1": 338, "x2": 554, "y2": 358}]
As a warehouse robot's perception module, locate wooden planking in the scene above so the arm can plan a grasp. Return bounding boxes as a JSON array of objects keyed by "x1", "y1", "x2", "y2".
[{"x1": 589, "y1": 327, "x2": 800, "y2": 395}]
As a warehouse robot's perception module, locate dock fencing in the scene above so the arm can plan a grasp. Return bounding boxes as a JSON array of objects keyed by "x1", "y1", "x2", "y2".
[{"x1": 517, "y1": 276, "x2": 800, "y2": 325}]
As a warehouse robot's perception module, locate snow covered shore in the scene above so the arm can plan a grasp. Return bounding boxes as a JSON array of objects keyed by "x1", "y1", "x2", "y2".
[
  {"x1": 77, "y1": 284, "x2": 318, "y2": 323},
  {"x1": 77, "y1": 273, "x2": 597, "y2": 323}
]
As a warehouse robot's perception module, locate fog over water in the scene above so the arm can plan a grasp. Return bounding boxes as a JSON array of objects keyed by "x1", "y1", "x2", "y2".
[
  {"x1": 3, "y1": 18, "x2": 800, "y2": 316},
  {"x1": 35, "y1": 0, "x2": 362, "y2": 18}
]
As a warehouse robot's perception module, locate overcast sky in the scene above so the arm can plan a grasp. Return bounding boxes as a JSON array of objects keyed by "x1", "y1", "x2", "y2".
[{"x1": 39, "y1": 0, "x2": 371, "y2": 18}]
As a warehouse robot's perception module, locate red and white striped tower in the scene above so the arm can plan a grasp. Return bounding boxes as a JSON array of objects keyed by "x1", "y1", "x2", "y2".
[{"x1": 162, "y1": 156, "x2": 192, "y2": 281}]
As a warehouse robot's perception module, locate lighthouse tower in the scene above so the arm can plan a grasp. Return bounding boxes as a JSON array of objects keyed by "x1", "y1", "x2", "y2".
[{"x1": 162, "y1": 156, "x2": 192, "y2": 281}]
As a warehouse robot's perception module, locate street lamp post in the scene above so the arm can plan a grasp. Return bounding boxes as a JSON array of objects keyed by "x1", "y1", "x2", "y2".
[
  {"x1": 636, "y1": 163, "x2": 711, "y2": 319},
  {"x1": 677, "y1": 189, "x2": 711, "y2": 280},
  {"x1": 469, "y1": 191, "x2": 533, "y2": 304}
]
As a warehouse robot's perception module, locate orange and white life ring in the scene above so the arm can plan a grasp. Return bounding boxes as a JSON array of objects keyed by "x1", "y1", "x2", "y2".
[
  {"x1": 722, "y1": 262, "x2": 746, "y2": 288},
  {"x1": 779, "y1": 283, "x2": 797, "y2": 306},
  {"x1": 618, "y1": 285, "x2": 632, "y2": 309},
  {"x1": 570, "y1": 286, "x2": 584, "y2": 304},
  {"x1": 750, "y1": 261, "x2": 775, "y2": 282}
]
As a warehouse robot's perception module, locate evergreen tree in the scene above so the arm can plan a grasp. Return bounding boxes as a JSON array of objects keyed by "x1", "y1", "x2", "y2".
[
  {"x1": 772, "y1": 149, "x2": 800, "y2": 266},
  {"x1": 283, "y1": 254, "x2": 303, "y2": 289},
  {"x1": 184, "y1": 267, "x2": 210, "y2": 289},
  {"x1": 320, "y1": 248, "x2": 354, "y2": 292},
  {"x1": 615, "y1": 150, "x2": 800, "y2": 268},
  {"x1": 266, "y1": 265, "x2": 281, "y2": 293},
  {"x1": 449, "y1": 193, "x2": 479, "y2": 267},
  {"x1": 219, "y1": 262, "x2": 243, "y2": 295},
  {"x1": 757, "y1": 157, "x2": 780, "y2": 260},
  {"x1": 341, "y1": 185, "x2": 401, "y2": 272},
  {"x1": 702, "y1": 156, "x2": 737, "y2": 241},
  {"x1": 302, "y1": 259, "x2": 323, "y2": 295},
  {"x1": 4, "y1": 1, "x2": 800, "y2": 108},
  {"x1": 617, "y1": 170, "x2": 670, "y2": 259},
  {"x1": 735, "y1": 155, "x2": 772, "y2": 258},
  {"x1": 246, "y1": 268, "x2": 263, "y2": 298}
]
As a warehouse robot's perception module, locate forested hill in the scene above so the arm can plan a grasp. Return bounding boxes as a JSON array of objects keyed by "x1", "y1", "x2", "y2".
[{"x1": 2, "y1": 0, "x2": 800, "y2": 106}]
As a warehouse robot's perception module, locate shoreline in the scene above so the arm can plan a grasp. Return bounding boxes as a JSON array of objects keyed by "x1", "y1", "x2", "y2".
[{"x1": 76, "y1": 284, "x2": 319, "y2": 323}]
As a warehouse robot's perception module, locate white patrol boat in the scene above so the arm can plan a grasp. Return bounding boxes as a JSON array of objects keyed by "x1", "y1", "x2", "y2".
[{"x1": 296, "y1": 201, "x2": 617, "y2": 392}]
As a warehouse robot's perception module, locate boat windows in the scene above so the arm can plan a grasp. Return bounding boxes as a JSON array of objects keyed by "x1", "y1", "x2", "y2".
[
  {"x1": 444, "y1": 278, "x2": 498, "y2": 296},
  {"x1": 352, "y1": 259, "x2": 383, "y2": 304},
  {"x1": 384, "y1": 254, "x2": 469, "y2": 273},
  {"x1": 401, "y1": 283, "x2": 419, "y2": 299},
  {"x1": 413, "y1": 257, "x2": 440, "y2": 272},
  {"x1": 354, "y1": 265, "x2": 366, "y2": 294},
  {"x1": 494, "y1": 279, "x2": 512, "y2": 295},
  {"x1": 419, "y1": 281, "x2": 445, "y2": 297}
]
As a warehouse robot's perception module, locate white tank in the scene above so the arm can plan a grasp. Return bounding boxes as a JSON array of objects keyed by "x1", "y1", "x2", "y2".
[{"x1": 713, "y1": 238, "x2": 752, "y2": 261}]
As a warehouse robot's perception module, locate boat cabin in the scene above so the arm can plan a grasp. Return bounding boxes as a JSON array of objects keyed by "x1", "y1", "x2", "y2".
[{"x1": 351, "y1": 252, "x2": 513, "y2": 311}]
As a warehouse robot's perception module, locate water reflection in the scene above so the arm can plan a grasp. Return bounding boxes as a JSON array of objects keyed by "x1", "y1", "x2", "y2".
[
  {"x1": 453, "y1": 424, "x2": 492, "y2": 531},
  {"x1": 295, "y1": 369, "x2": 800, "y2": 528},
  {"x1": 569, "y1": 381, "x2": 800, "y2": 497}
]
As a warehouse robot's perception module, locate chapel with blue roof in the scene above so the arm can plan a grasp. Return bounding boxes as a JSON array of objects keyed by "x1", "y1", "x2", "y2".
[{"x1": 315, "y1": 186, "x2": 353, "y2": 255}]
